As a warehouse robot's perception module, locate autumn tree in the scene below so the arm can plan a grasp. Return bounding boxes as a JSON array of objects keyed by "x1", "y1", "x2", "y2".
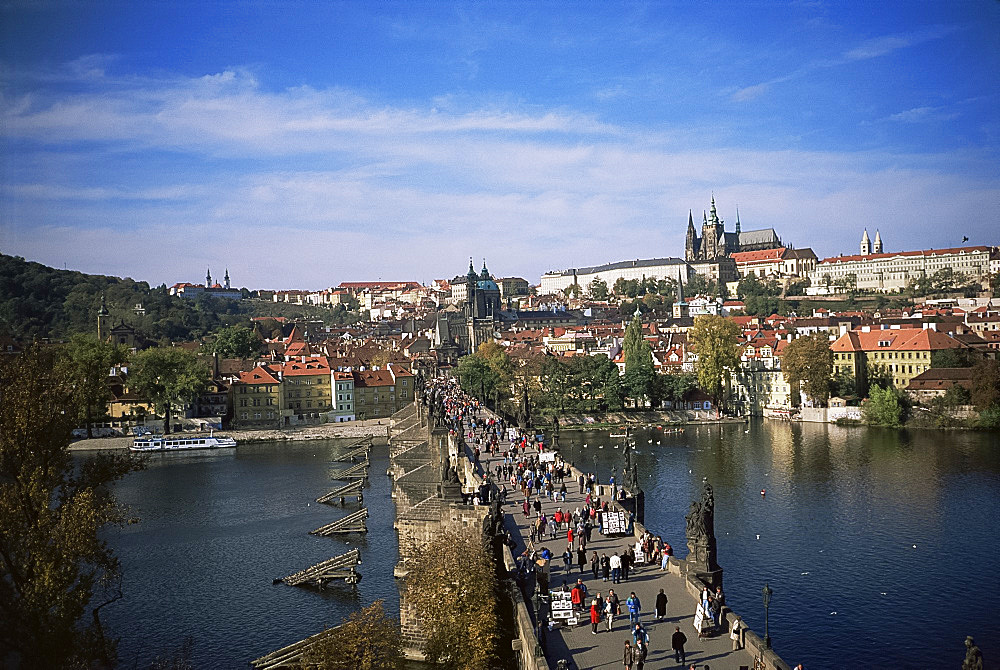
[
  {"x1": 0, "y1": 345, "x2": 142, "y2": 669},
  {"x1": 457, "y1": 342, "x2": 513, "y2": 406},
  {"x1": 970, "y1": 359, "x2": 1000, "y2": 411},
  {"x1": 689, "y1": 315, "x2": 741, "y2": 410},
  {"x1": 57, "y1": 334, "x2": 128, "y2": 437},
  {"x1": 129, "y1": 346, "x2": 208, "y2": 434},
  {"x1": 405, "y1": 527, "x2": 498, "y2": 669},
  {"x1": 299, "y1": 600, "x2": 403, "y2": 670},
  {"x1": 781, "y1": 334, "x2": 834, "y2": 406}
]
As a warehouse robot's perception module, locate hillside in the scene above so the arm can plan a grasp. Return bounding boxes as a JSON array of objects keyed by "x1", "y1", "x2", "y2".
[{"x1": 0, "y1": 254, "x2": 360, "y2": 342}]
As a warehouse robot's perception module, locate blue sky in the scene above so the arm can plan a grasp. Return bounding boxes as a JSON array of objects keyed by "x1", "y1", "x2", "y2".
[{"x1": 2, "y1": 1, "x2": 998, "y2": 289}]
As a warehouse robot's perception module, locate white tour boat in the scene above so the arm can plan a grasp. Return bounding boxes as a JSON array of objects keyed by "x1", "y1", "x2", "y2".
[{"x1": 130, "y1": 431, "x2": 237, "y2": 452}]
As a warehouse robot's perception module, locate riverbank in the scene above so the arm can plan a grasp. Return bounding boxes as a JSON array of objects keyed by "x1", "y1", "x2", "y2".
[
  {"x1": 68, "y1": 420, "x2": 390, "y2": 451},
  {"x1": 546, "y1": 409, "x2": 744, "y2": 431}
]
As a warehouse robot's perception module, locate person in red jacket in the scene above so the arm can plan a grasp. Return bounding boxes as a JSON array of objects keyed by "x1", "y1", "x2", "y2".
[
  {"x1": 571, "y1": 583, "x2": 583, "y2": 612},
  {"x1": 590, "y1": 599, "x2": 601, "y2": 634}
]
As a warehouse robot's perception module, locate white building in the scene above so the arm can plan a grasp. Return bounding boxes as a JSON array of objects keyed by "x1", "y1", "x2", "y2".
[
  {"x1": 807, "y1": 244, "x2": 992, "y2": 294},
  {"x1": 540, "y1": 257, "x2": 689, "y2": 295}
]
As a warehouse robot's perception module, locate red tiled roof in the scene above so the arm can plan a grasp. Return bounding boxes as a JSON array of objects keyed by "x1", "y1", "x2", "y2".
[
  {"x1": 831, "y1": 328, "x2": 966, "y2": 353},
  {"x1": 730, "y1": 248, "x2": 786, "y2": 263},
  {"x1": 236, "y1": 365, "x2": 280, "y2": 385},
  {"x1": 281, "y1": 356, "x2": 331, "y2": 375},
  {"x1": 819, "y1": 246, "x2": 990, "y2": 264}
]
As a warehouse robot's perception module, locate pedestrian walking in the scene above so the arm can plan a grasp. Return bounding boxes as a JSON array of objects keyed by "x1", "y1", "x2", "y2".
[
  {"x1": 590, "y1": 599, "x2": 601, "y2": 634},
  {"x1": 610, "y1": 552, "x2": 622, "y2": 583},
  {"x1": 601, "y1": 553, "x2": 610, "y2": 581},
  {"x1": 626, "y1": 591, "x2": 641, "y2": 625},
  {"x1": 731, "y1": 616, "x2": 743, "y2": 651},
  {"x1": 622, "y1": 640, "x2": 634, "y2": 670},
  {"x1": 671, "y1": 626, "x2": 687, "y2": 665},
  {"x1": 635, "y1": 637, "x2": 648, "y2": 670},
  {"x1": 606, "y1": 589, "x2": 620, "y2": 631},
  {"x1": 591, "y1": 551, "x2": 600, "y2": 580},
  {"x1": 655, "y1": 588, "x2": 668, "y2": 620},
  {"x1": 577, "y1": 546, "x2": 587, "y2": 573}
]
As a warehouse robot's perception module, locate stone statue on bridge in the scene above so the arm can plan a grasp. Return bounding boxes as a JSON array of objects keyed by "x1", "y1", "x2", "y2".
[{"x1": 685, "y1": 482, "x2": 722, "y2": 587}]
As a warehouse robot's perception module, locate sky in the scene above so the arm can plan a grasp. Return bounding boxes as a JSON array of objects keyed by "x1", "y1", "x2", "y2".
[{"x1": 1, "y1": 1, "x2": 999, "y2": 290}]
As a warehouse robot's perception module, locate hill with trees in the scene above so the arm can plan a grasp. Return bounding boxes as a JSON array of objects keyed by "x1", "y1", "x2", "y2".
[{"x1": 0, "y1": 253, "x2": 361, "y2": 343}]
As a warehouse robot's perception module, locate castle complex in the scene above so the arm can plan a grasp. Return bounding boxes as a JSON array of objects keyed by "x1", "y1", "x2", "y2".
[{"x1": 685, "y1": 197, "x2": 782, "y2": 262}]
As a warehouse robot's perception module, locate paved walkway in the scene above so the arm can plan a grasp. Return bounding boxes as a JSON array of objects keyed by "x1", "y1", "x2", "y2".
[{"x1": 467, "y1": 412, "x2": 756, "y2": 670}]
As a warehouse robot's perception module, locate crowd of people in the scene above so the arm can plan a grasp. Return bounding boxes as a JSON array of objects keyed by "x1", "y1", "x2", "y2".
[{"x1": 423, "y1": 375, "x2": 755, "y2": 669}]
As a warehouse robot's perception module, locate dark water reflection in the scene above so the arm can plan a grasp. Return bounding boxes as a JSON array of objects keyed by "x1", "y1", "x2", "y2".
[
  {"x1": 553, "y1": 422, "x2": 1000, "y2": 670},
  {"x1": 90, "y1": 440, "x2": 399, "y2": 669}
]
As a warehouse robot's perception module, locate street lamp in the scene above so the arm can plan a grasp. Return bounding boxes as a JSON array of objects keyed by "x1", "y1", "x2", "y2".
[{"x1": 761, "y1": 582, "x2": 773, "y2": 649}]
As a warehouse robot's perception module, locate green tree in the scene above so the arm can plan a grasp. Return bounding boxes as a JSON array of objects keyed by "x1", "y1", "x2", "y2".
[
  {"x1": 0, "y1": 345, "x2": 141, "y2": 668},
  {"x1": 781, "y1": 334, "x2": 834, "y2": 406},
  {"x1": 405, "y1": 527, "x2": 498, "y2": 669},
  {"x1": 588, "y1": 278, "x2": 610, "y2": 301},
  {"x1": 57, "y1": 334, "x2": 128, "y2": 438},
  {"x1": 622, "y1": 314, "x2": 644, "y2": 366},
  {"x1": 457, "y1": 342, "x2": 513, "y2": 405},
  {"x1": 210, "y1": 325, "x2": 260, "y2": 359},
  {"x1": 299, "y1": 600, "x2": 403, "y2": 670},
  {"x1": 865, "y1": 362, "x2": 893, "y2": 396},
  {"x1": 689, "y1": 315, "x2": 742, "y2": 410},
  {"x1": 129, "y1": 347, "x2": 208, "y2": 434},
  {"x1": 970, "y1": 359, "x2": 1000, "y2": 411},
  {"x1": 830, "y1": 368, "x2": 857, "y2": 398},
  {"x1": 862, "y1": 384, "x2": 906, "y2": 427}
]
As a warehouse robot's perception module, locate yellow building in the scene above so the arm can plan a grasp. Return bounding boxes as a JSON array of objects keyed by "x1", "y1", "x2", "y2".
[
  {"x1": 279, "y1": 356, "x2": 333, "y2": 425},
  {"x1": 830, "y1": 327, "x2": 967, "y2": 392},
  {"x1": 231, "y1": 365, "x2": 281, "y2": 428},
  {"x1": 351, "y1": 364, "x2": 415, "y2": 420}
]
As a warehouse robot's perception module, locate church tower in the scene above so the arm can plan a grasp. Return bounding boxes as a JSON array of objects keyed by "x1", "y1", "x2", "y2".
[
  {"x1": 97, "y1": 294, "x2": 110, "y2": 341},
  {"x1": 873, "y1": 230, "x2": 883, "y2": 254},
  {"x1": 206, "y1": 268, "x2": 212, "y2": 287},
  {"x1": 685, "y1": 210, "x2": 698, "y2": 261},
  {"x1": 224, "y1": 269, "x2": 231, "y2": 290},
  {"x1": 860, "y1": 229, "x2": 871, "y2": 255}
]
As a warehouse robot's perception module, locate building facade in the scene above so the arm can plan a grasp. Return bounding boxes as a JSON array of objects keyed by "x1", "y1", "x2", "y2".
[
  {"x1": 808, "y1": 243, "x2": 992, "y2": 294},
  {"x1": 231, "y1": 365, "x2": 281, "y2": 428},
  {"x1": 330, "y1": 371, "x2": 355, "y2": 422},
  {"x1": 540, "y1": 257, "x2": 689, "y2": 295},
  {"x1": 830, "y1": 327, "x2": 967, "y2": 393},
  {"x1": 279, "y1": 356, "x2": 333, "y2": 425}
]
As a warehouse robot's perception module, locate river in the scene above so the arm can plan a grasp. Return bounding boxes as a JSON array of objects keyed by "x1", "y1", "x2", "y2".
[
  {"x1": 92, "y1": 439, "x2": 399, "y2": 669},
  {"x1": 553, "y1": 420, "x2": 1000, "y2": 670},
  {"x1": 91, "y1": 424, "x2": 999, "y2": 669}
]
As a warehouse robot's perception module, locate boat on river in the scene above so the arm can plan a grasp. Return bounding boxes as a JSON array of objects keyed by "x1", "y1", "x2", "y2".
[{"x1": 130, "y1": 431, "x2": 237, "y2": 452}]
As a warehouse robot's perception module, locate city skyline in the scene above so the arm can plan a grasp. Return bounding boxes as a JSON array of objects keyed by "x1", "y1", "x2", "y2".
[{"x1": 2, "y1": 2, "x2": 999, "y2": 289}]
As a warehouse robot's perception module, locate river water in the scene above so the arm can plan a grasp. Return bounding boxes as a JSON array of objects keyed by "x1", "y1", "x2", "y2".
[
  {"x1": 91, "y1": 425, "x2": 999, "y2": 669},
  {"x1": 93, "y1": 439, "x2": 399, "y2": 669},
  {"x1": 553, "y1": 421, "x2": 1000, "y2": 670}
]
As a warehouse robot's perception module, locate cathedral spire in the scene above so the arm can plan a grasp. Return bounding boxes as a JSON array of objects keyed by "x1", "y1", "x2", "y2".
[
  {"x1": 224, "y1": 268, "x2": 230, "y2": 290},
  {"x1": 709, "y1": 195, "x2": 719, "y2": 224},
  {"x1": 480, "y1": 259, "x2": 490, "y2": 280},
  {"x1": 873, "y1": 229, "x2": 883, "y2": 254},
  {"x1": 206, "y1": 268, "x2": 212, "y2": 287},
  {"x1": 861, "y1": 229, "x2": 871, "y2": 255},
  {"x1": 687, "y1": 210, "x2": 695, "y2": 232},
  {"x1": 735, "y1": 206, "x2": 741, "y2": 235}
]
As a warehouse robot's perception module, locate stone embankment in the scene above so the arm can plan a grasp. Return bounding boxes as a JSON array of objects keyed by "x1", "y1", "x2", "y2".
[
  {"x1": 68, "y1": 421, "x2": 389, "y2": 451},
  {"x1": 553, "y1": 409, "x2": 743, "y2": 429}
]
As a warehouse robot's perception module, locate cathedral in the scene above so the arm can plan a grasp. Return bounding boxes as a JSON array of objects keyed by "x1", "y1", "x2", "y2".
[
  {"x1": 434, "y1": 260, "x2": 504, "y2": 356},
  {"x1": 684, "y1": 197, "x2": 782, "y2": 262}
]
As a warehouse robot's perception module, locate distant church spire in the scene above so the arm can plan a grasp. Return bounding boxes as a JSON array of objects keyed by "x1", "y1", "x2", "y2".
[
  {"x1": 860, "y1": 229, "x2": 871, "y2": 255},
  {"x1": 224, "y1": 268, "x2": 230, "y2": 290},
  {"x1": 735, "y1": 206, "x2": 741, "y2": 235},
  {"x1": 206, "y1": 268, "x2": 212, "y2": 287},
  {"x1": 873, "y1": 229, "x2": 883, "y2": 254}
]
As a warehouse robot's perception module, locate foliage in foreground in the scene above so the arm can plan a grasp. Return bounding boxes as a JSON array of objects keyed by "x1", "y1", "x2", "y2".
[
  {"x1": 0, "y1": 345, "x2": 142, "y2": 669},
  {"x1": 862, "y1": 384, "x2": 907, "y2": 427},
  {"x1": 689, "y1": 314, "x2": 742, "y2": 407},
  {"x1": 299, "y1": 600, "x2": 403, "y2": 670},
  {"x1": 405, "y1": 527, "x2": 499, "y2": 669}
]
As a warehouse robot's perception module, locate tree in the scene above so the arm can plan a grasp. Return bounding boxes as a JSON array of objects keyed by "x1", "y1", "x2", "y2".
[
  {"x1": 0, "y1": 345, "x2": 141, "y2": 668},
  {"x1": 129, "y1": 347, "x2": 208, "y2": 434},
  {"x1": 865, "y1": 362, "x2": 893, "y2": 396},
  {"x1": 57, "y1": 334, "x2": 128, "y2": 438},
  {"x1": 970, "y1": 359, "x2": 1000, "y2": 411},
  {"x1": 689, "y1": 315, "x2": 741, "y2": 409},
  {"x1": 299, "y1": 600, "x2": 403, "y2": 670},
  {"x1": 781, "y1": 334, "x2": 834, "y2": 406},
  {"x1": 862, "y1": 384, "x2": 906, "y2": 427},
  {"x1": 587, "y1": 278, "x2": 609, "y2": 301},
  {"x1": 210, "y1": 325, "x2": 260, "y2": 359},
  {"x1": 456, "y1": 342, "x2": 512, "y2": 405},
  {"x1": 405, "y1": 527, "x2": 498, "y2": 669}
]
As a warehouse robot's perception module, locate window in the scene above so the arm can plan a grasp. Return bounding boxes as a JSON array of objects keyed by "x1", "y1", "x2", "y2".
[
  {"x1": 241, "y1": 399, "x2": 248, "y2": 407},
  {"x1": 241, "y1": 411, "x2": 248, "y2": 420},
  {"x1": 254, "y1": 412, "x2": 261, "y2": 419}
]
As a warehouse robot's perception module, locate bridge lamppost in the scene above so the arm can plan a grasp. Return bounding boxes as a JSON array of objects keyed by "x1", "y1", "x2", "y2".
[{"x1": 761, "y1": 582, "x2": 773, "y2": 649}]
